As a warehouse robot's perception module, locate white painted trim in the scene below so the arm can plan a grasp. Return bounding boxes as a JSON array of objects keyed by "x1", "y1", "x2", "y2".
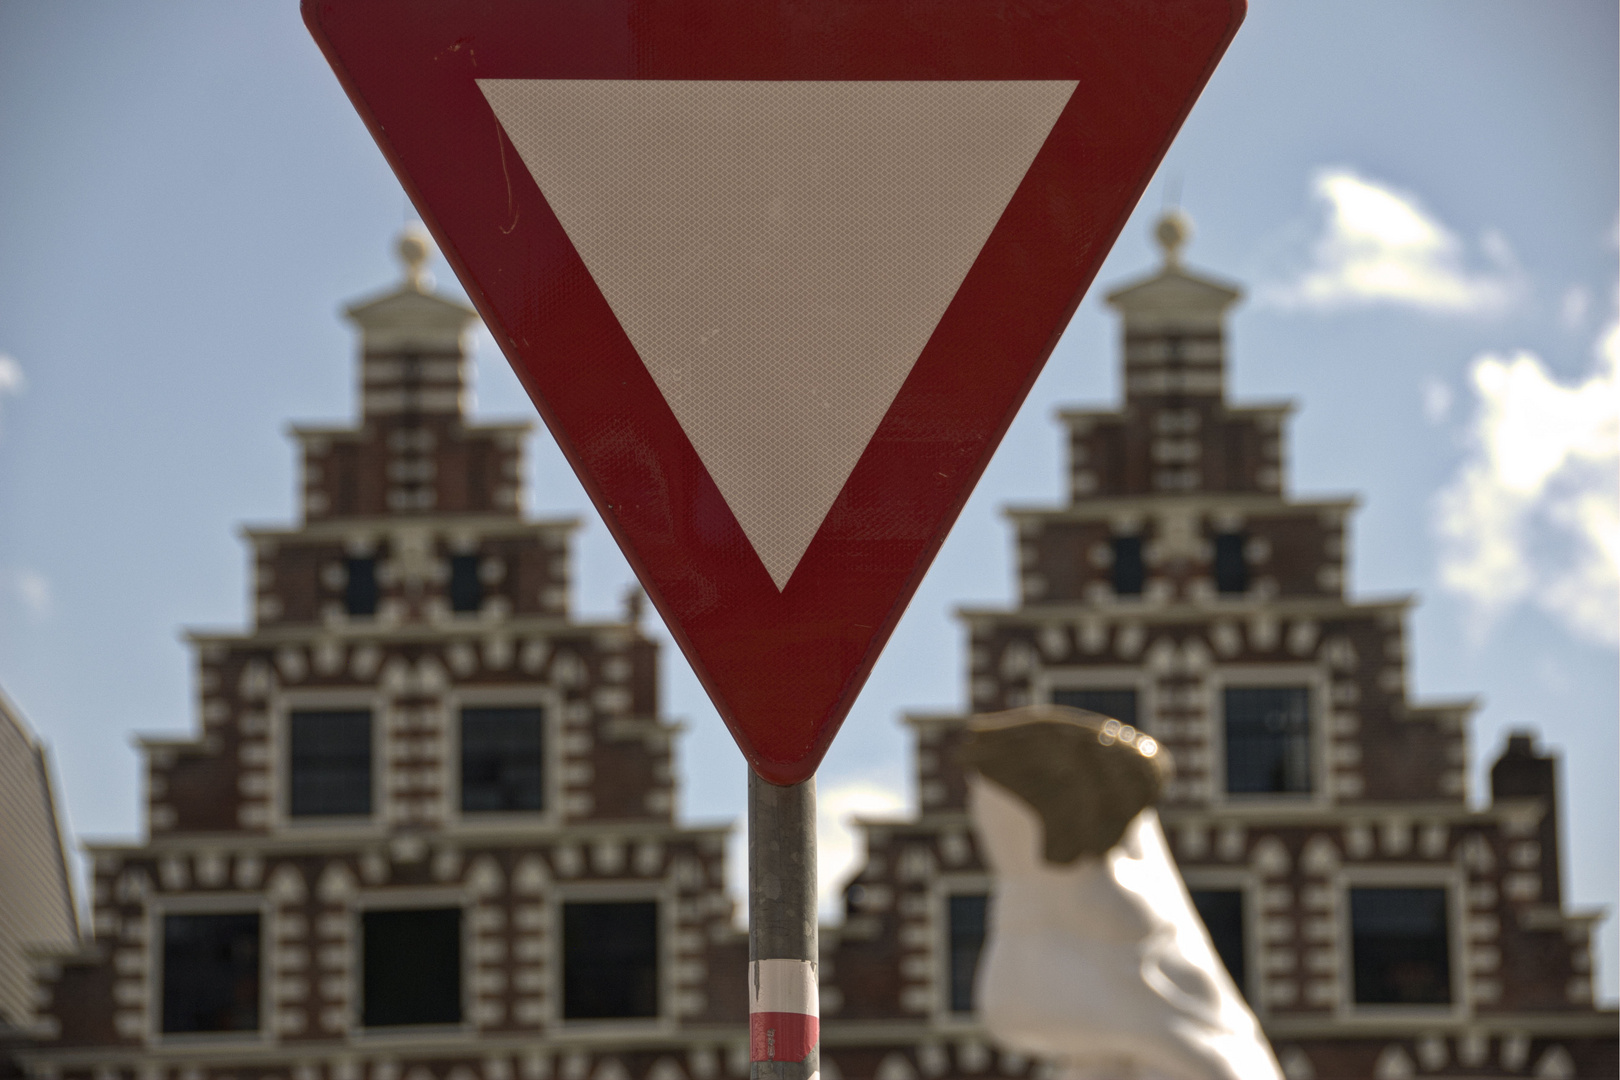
[
  {"x1": 443, "y1": 683, "x2": 566, "y2": 831},
  {"x1": 1334, "y1": 863, "x2": 1469, "y2": 1022},
  {"x1": 1034, "y1": 665, "x2": 1155, "y2": 730},
  {"x1": 352, "y1": 885, "x2": 470, "y2": 909},
  {"x1": 955, "y1": 594, "x2": 1413, "y2": 624},
  {"x1": 1177, "y1": 867, "x2": 1259, "y2": 1012},
  {"x1": 1205, "y1": 663, "x2": 1331, "y2": 809},
  {"x1": 351, "y1": 891, "x2": 476, "y2": 1038},
  {"x1": 145, "y1": 893, "x2": 275, "y2": 1046},
  {"x1": 549, "y1": 880, "x2": 679, "y2": 1035},
  {"x1": 270, "y1": 686, "x2": 390, "y2": 835},
  {"x1": 1001, "y1": 493, "x2": 1353, "y2": 521},
  {"x1": 928, "y1": 871, "x2": 992, "y2": 1027}
]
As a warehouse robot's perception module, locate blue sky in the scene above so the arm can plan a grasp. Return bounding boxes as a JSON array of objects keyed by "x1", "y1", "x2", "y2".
[{"x1": 1, "y1": 2, "x2": 1615, "y2": 998}]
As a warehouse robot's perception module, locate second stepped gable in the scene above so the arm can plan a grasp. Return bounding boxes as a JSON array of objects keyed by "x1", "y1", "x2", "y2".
[
  {"x1": 963, "y1": 210, "x2": 1464, "y2": 811},
  {"x1": 823, "y1": 214, "x2": 1611, "y2": 1077}
]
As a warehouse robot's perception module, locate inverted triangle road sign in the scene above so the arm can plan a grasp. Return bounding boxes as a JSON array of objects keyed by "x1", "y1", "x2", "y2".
[{"x1": 305, "y1": 0, "x2": 1244, "y2": 784}]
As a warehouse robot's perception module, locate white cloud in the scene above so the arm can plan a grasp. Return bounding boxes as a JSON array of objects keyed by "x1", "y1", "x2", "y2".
[
  {"x1": 1435, "y1": 310, "x2": 1619, "y2": 644},
  {"x1": 0, "y1": 353, "x2": 23, "y2": 430},
  {"x1": 1268, "y1": 168, "x2": 1522, "y2": 315},
  {"x1": 816, "y1": 779, "x2": 906, "y2": 919},
  {"x1": 13, "y1": 570, "x2": 51, "y2": 618},
  {"x1": 1561, "y1": 285, "x2": 1591, "y2": 330},
  {"x1": 1421, "y1": 377, "x2": 1453, "y2": 425}
]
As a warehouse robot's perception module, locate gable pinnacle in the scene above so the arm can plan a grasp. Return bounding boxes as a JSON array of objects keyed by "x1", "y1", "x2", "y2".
[
  {"x1": 1154, "y1": 208, "x2": 1192, "y2": 268},
  {"x1": 397, "y1": 223, "x2": 434, "y2": 292}
]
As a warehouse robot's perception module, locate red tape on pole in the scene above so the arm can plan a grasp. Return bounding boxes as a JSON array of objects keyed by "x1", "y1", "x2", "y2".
[{"x1": 749, "y1": 959, "x2": 819, "y2": 1063}]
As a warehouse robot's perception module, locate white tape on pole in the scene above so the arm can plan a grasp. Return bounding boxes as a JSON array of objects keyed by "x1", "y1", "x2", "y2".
[{"x1": 748, "y1": 958, "x2": 819, "y2": 1063}]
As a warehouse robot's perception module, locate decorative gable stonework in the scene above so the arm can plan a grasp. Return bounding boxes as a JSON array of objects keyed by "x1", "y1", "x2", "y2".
[
  {"x1": 17, "y1": 226, "x2": 1615, "y2": 1080},
  {"x1": 822, "y1": 217, "x2": 1616, "y2": 1078},
  {"x1": 20, "y1": 241, "x2": 753, "y2": 1080}
]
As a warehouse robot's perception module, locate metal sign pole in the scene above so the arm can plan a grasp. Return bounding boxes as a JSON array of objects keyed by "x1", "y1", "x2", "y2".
[{"x1": 748, "y1": 770, "x2": 819, "y2": 1080}]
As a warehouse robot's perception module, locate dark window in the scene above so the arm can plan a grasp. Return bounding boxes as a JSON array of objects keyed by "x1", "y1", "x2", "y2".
[
  {"x1": 1224, "y1": 687, "x2": 1311, "y2": 795},
  {"x1": 161, "y1": 913, "x2": 261, "y2": 1034},
  {"x1": 1213, "y1": 533, "x2": 1248, "y2": 595},
  {"x1": 563, "y1": 901, "x2": 659, "y2": 1019},
  {"x1": 362, "y1": 908, "x2": 463, "y2": 1026},
  {"x1": 948, "y1": 894, "x2": 989, "y2": 1013},
  {"x1": 1189, "y1": 889, "x2": 1246, "y2": 997},
  {"x1": 345, "y1": 557, "x2": 378, "y2": 616},
  {"x1": 288, "y1": 710, "x2": 372, "y2": 817},
  {"x1": 1111, "y1": 536, "x2": 1145, "y2": 595},
  {"x1": 449, "y1": 554, "x2": 483, "y2": 613},
  {"x1": 461, "y1": 706, "x2": 545, "y2": 813},
  {"x1": 1051, "y1": 688, "x2": 1139, "y2": 728},
  {"x1": 1351, "y1": 888, "x2": 1452, "y2": 1005}
]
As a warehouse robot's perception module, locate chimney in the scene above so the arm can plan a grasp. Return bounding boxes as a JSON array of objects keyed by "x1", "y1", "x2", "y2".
[{"x1": 1490, "y1": 730, "x2": 1562, "y2": 906}]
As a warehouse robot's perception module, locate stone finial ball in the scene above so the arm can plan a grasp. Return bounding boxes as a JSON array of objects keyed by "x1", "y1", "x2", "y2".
[
  {"x1": 397, "y1": 226, "x2": 434, "y2": 284},
  {"x1": 1154, "y1": 209, "x2": 1192, "y2": 263}
]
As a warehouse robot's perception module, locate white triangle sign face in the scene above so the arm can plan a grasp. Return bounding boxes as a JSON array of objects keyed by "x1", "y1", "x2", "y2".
[{"x1": 480, "y1": 80, "x2": 1075, "y2": 589}]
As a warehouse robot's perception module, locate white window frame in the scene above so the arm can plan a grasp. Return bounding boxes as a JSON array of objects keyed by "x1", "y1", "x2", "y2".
[
  {"x1": 1035, "y1": 666, "x2": 1156, "y2": 731},
  {"x1": 551, "y1": 881, "x2": 676, "y2": 1033},
  {"x1": 272, "y1": 686, "x2": 388, "y2": 833},
  {"x1": 1178, "y1": 868, "x2": 1259, "y2": 1012},
  {"x1": 1206, "y1": 664, "x2": 1330, "y2": 808},
  {"x1": 1335, "y1": 864, "x2": 1468, "y2": 1020},
  {"x1": 930, "y1": 871, "x2": 993, "y2": 1026},
  {"x1": 352, "y1": 887, "x2": 474, "y2": 1038},
  {"x1": 445, "y1": 683, "x2": 565, "y2": 831},
  {"x1": 146, "y1": 893, "x2": 274, "y2": 1045}
]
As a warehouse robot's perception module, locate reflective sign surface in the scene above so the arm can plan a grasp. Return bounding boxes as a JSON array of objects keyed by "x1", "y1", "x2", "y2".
[{"x1": 304, "y1": 0, "x2": 1245, "y2": 783}]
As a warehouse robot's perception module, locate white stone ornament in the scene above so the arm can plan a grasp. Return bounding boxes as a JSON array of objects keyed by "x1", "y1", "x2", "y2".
[{"x1": 965, "y1": 710, "x2": 1283, "y2": 1080}]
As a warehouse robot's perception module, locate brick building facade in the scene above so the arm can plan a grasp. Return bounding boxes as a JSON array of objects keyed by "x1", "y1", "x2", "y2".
[
  {"x1": 824, "y1": 217, "x2": 1616, "y2": 1077},
  {"x1": 13, "y1": 224, "x2": 1617, "y2": 1080},
  {"x1": 19, "y1": 239, "x2": 753, "y2": 1080}
]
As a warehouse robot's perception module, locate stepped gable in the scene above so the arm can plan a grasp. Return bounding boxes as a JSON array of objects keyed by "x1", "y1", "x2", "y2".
[
  {"x1": 1082, "y1": 209, "x2": 1270, "y2": 499},
  {"x1": 825, "y1": 213, "x2": 1616, "y2": 1078},
  {"x1": 292, "y1": 235, "x2": 522, "y2": 524},
  {"x1": 19, "y1": 234, "x2": 750, "y2": 1080}
]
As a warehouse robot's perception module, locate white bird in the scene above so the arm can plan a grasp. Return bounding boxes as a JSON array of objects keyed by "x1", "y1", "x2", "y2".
[{"x1": 964, "y1": 706, "x2": 1283, "y2": 1080}]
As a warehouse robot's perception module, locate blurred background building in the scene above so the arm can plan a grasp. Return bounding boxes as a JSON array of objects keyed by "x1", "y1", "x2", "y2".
[
  {"x1": 0, "y1": 686, "x2": 79, "y2": 1076},
  {"x1": 8, "y1": 227, "x2": 1616, "y2": 1080},
  {"x1": 13, "y1": 238, "x2": 750, "y2": 1080},
  {"x1": 836, "y1": 216, "x2": 1617, "y2": 1077}
]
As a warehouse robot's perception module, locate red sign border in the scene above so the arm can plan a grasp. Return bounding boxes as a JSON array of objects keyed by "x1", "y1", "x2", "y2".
[{"x1": 304, "y1": 0, "x2": 1244, "y2": 784}]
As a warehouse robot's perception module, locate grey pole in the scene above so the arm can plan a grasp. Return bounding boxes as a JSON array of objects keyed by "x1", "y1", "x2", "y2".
[{"x1": 748, "y1": 769, "x2": 819, "y2": 1080}]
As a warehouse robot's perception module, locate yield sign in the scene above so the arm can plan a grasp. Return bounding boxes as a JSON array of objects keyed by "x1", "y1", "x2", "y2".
[{"x1": 305, "y1": 0, "x2": 1244, "y2": 785}]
